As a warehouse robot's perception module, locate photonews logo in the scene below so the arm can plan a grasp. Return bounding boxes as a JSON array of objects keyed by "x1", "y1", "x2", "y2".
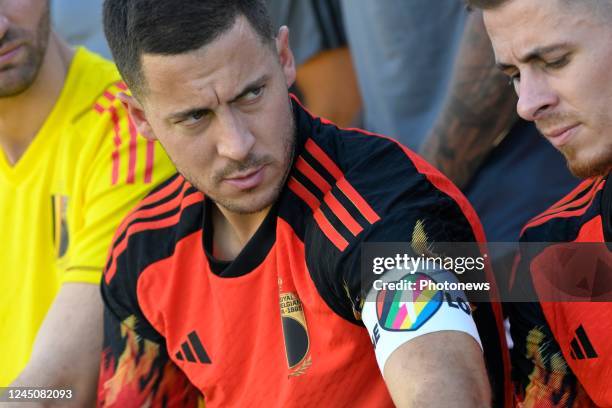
[{"x1": 376, "y1": 273, "x2": 443, "y2": 331}]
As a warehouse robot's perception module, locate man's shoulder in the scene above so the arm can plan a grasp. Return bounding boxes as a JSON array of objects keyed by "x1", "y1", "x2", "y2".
[
  {"x1": 293, "y1": 112, "x2": 485, "y2": 245},
  {"x1": 61, "y1": 48, "x2": 124, "y2": 121},
  {"x1": 54, "y1": 49, "x2": 131, "y2": 153},
  {"x1": 287, "y1": 111, "x2": 488, "y2": 322},
  {"x1": 58, "y1": 49, "x2": 176, "y2": 188},
  {"x1": 102, "y1": 174, "x2": 204, "y2": 287},
  {"x1": 520, "y1": 176, "x2": 606, "y2": 242}
]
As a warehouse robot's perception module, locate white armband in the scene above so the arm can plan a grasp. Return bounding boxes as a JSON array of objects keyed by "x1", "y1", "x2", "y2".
[{"x1": 362, "y1": 270, "x2": 482, "y2": 373}]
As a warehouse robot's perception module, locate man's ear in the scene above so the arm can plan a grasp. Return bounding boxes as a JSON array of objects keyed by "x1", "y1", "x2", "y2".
[
  {"x1": 275, "y1": 26, "x2": 296, "y2": 89},
  {"x1": 118, "y1": 92, "x2": 157, "y2": 141}
]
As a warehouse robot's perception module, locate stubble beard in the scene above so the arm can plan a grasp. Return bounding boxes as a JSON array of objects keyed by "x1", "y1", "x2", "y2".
[
  {"x1": 562, "y1": 143, "x2": 612, "y2": 179},
  {"x1": 0, "y1": 4, "x2": 50, "y2": 97},
  {"x1": 179, "y1": 105, "x2": 297, "y2": 215}
]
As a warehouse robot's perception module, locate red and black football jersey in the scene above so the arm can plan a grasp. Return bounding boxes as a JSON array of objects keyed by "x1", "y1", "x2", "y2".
[
  {"x1": 98, "y1": 98, "x2": 511, "y2": 407},
  {"x1": 509, "y1": 174, "x2": 612, "y2": 407}
]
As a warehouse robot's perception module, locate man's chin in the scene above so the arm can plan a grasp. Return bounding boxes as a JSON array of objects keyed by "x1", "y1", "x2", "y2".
[
  {"x1": 219, "y1": 202, "x2": 272, "y2": 215},
  {"x1": 214, "y1": 190, "x2": 280, "y2": 216},
  {"x1": 567, "y1": 157, "x2": 612, "y2": 179},
  {"x1": 0, "y1": 68, "x2": 38, "y2": 97}
]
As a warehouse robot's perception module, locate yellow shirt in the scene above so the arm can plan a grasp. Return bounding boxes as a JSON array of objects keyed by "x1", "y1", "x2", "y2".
[{"x1": 0, "y1": 48, "x2": 175, "y2": 385}]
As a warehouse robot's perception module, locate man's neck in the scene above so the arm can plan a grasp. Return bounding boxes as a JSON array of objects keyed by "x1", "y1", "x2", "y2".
[
  {"x1": 0, "y1": 32, "x2": 74, "y2": 165},
  {"x1": 212, "y1": 203, "x2": 272, "y2": 261}
]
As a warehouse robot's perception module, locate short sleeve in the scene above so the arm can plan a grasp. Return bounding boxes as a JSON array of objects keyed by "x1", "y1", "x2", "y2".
[{"x1": 61, "y1": 100, "x2": 175, "y2": 284}]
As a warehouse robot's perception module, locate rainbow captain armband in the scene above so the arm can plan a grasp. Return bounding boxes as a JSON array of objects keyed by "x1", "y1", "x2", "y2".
[{"x1": 361, "y1": 270, "x2": 482, "y2": 373}]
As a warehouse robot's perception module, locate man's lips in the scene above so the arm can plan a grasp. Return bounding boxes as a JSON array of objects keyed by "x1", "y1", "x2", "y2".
[
  {"x1": 541, "y1": 124, "x2": 580, "y2": 148},
  {"x1": 0, "y1": 43, "x2": 23, "y2": 65},
  {"x1": 223, "y1": 165, "x2": 266, "y2": 190}
]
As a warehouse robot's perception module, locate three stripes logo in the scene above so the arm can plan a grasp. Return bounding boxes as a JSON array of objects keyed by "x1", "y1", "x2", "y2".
[
  {"x1": 569, "y1": 325, "x2": 598, "y2": 360},
  {"x1": 288, "y1": 138, "x2": 380, "y2": 252},
  {"x1": 175, "y1": 331, "x2": 212, "y2": 364}
]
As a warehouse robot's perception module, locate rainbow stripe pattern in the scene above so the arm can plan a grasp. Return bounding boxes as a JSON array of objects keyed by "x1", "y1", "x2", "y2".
[{"x1": 376, "y1": 273, "x2": 443, "y2": 331}]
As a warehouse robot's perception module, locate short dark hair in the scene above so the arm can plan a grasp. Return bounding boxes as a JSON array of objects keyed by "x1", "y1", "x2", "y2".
[{"x1": 103, "y1": 0, "x2": 274, "y2": 96}]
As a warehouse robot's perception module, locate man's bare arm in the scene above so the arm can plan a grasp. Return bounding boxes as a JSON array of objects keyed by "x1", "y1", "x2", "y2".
[
  {"x1": 9, "y1": 283, "x2": 103, "y2": 407},
  {"x1": 419, "y1": 10, "x2": 517, "y2": 189},
  {"x1": 383, "y1": 331, "x2": 491, "y2": 408}
]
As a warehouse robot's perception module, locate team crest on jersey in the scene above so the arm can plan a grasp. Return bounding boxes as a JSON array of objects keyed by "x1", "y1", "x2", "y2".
[
  {"x1": 376, "y1": 273, "x2": 443, "y2": 331},
  {"x1": 51, "y1": 194, "x2": 69, "y2": 258},
  {"x1": 279, "y1": 291, "x2": 312, "y2": 376}
]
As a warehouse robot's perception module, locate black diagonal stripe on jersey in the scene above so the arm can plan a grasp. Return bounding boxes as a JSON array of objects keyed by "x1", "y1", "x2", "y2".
[
  {"x1": 188, "y1": 331, "x2": 211, "y2": 363},
  {"x1": 300, "y1": 147, "x2": 337, "y2": 187},
  {"x1": 549, "y1": 178, "x2": 599, "y2": 211},
  {"x1": 534, "y1": 201, "x2": 596, "y2": 221},
  {"x1": 534, "y1": 194, "x2": 592, "y2": 222},
  {"x1": 107, "y1": 187, "x2": 199, "y2": 257},
  {"x1": 570, "y1": 338, "x2": 586, "y2": 359},
  {"x1": 279, "y1": 190, "x2": 308, "y2": 243},
  {"x1": 105, "y1": 175, "x2": 187, "y2": 269},
  {"x1": 331, "y1": 186, "x2": 371, "y2": 229},
  {"x1": 530, "y1": 183, "x2": 602, "y2": 223},
  {"x1": 104, "y1": 193, "x2": 195, "y2": 272},
  {"x1": 293, "y1": 166, "x2": 370, "y2": 235},
  {"x1": 176, "y1": 351, "x2": 184, "y2": 360},
  {"x1": 139, "y1": 178, "x2": 188, "y2": 212},
  {"x1": 521, "y1": 192, "x2": 602, "y2": 242},
  {"x1": 292, "y1": 168, "x2": 326, "y2": 202},
  {"x1": 138, "y1": 173, "x2": 183, "y2": 210},
  {"x1": 319, "y1": 198, "x2": 354, "y2": 246},
  {"x1": 181, "y1": 341, "x2": 197, "y2": 363},
  {"x1": 575, "y1": 325, "x2": 598, "y2": 358},
  {"x1": 105, "y1": 193, "x2": 203, "y2": 276}
]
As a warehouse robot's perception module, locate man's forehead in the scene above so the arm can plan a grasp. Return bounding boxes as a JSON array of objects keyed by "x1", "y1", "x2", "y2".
[
  {"x1": 139, "y1": 17, "x2": 275, "y2": 107},
  {"x1": 141, "y1": 17, "x2": 265, "y2": 80},
  {"x1": 484, "y1": 0, "x2": 572, "y2": 63}
]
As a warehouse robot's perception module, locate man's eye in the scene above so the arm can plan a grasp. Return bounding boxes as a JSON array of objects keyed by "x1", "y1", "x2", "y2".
[
  {"x1": 180, "y1": 110, "x2": 207, "y2": 126},
  {"x1": 191, "y1": 111, "x2": 205, "y2": 120},
  {"x1": 243, "y1": 86, "x2": 264, "y2": 102},
  {"x1": 546, "y1": 56, "x2": 569, "y2": 69}
]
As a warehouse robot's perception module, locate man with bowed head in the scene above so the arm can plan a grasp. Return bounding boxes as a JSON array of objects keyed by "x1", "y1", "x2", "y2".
[
  {"x1": 99, "y1": 0, "x2": 512, "y2": 406},
  {"x1": 468, "y1": 0, "x2": 612, "y2": 406}
]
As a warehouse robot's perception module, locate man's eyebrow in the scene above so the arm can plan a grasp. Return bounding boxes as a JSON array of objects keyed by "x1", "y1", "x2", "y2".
[
  {"x1": 166, "y1": 106, "x2": 212, "y2": 122},
  {"x1": 165, "y1": 74, "x2": 270, "y2": 122},
  {"x1": 496, "y1": 43, "x2": 571, "y2": 71},
  {"x1": 228, "y1": 74, "x2": 269, "y2": 103}
]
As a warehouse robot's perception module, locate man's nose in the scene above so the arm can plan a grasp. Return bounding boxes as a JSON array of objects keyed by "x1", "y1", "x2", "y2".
[
  {"x1": 516, "y1": 73, "x2": 558, "y2": 122},
  {"x1": 215, "y1": 110, "x2": 255, "y2": 162}
]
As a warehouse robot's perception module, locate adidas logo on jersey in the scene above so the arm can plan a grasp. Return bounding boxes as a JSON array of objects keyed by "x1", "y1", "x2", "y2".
[
  {"x1": 175, "y1": 330, "x2": 211, "y2": 364},
  {"x1": 569, "y1": 325, "x2": 598, "y2": 360}
]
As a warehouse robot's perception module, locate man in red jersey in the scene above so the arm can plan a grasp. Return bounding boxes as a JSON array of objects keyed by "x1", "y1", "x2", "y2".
[
  {"x1": 98, "y1": 0, "x2": 513, "y2": 406},
  {"x1": 467, "y1": 0, "x2": 612, "y2": 406}
]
